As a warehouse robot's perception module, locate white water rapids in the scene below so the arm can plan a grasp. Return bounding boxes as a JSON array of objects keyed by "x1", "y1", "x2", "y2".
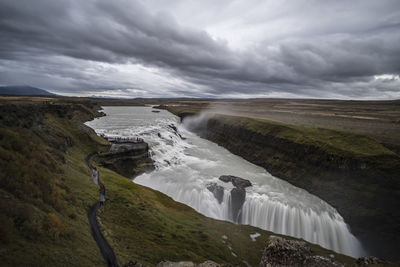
[{"x1": 86, "y1": 106, "x2": 364, "y2": 257}]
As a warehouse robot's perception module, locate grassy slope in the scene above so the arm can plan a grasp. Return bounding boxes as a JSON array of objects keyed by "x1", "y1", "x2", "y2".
[
  {"x1": 213, "y1": 114, "x2": 396, "y2": 158},
  {"x1": 0, "y1": 100, "x2": 356, "y2": 266},
  {"x1": 0, "y1": 103, "x2": 108, "y2": 266}
]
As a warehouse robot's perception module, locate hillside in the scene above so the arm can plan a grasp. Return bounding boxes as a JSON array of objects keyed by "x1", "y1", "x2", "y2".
[
  {"x1": 0, "y1": 97, "x2": 359, "y2": 266},
  {"x1": 0, "y1": 86, "x2": 57, "y2": 96}
]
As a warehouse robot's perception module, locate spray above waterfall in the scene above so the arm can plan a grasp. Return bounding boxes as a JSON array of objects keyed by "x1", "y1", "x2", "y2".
[{"x1": 86, "y1": 106, "x2": 365, "y2": 258}]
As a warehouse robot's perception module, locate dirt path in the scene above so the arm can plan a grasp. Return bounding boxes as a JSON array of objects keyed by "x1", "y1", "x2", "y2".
[{"x1": 86, "y1": 153, "x2": 119, "y2": 267}]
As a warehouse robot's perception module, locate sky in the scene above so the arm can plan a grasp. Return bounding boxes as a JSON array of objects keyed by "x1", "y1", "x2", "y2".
[{"x1": 0, "y1": 0, "x2": 399, "y2": 99}]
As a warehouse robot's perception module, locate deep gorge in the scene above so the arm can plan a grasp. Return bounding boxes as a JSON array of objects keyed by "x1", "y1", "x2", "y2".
[{"x1": 174, "y1": 111, "x2": 400, "y2": 261}]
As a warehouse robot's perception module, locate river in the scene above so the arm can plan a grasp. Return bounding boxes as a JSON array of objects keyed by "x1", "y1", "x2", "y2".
[{"x1": 86, "y1": 106, "x2": 364, "y2": 257}]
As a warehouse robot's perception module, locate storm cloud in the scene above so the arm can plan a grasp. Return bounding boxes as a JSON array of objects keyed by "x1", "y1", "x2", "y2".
[{"x1": 0, "y1": 0, "x2": 399, "y2": 98}]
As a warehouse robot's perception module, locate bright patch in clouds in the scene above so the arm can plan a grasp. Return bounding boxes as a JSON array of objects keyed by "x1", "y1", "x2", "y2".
[{"x1": 374, "y1": 74, "x2": 400, "y2": 81}]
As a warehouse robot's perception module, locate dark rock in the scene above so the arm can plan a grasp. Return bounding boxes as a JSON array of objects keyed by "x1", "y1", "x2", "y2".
[
  {"x1": 232, "y1": 178, "x2": 252, "y2": 188},
  {"x1": 260, "y1": 236, "x2": 311, "y2": 266},
  {"x1": 168, "y1": 124, "x2": 178, "y2": 133},
  {"x1": 97, "y1": 141, "x2": 154, "y2": 178},
  {"x1": 219, "y1": 175, "x2": 232, "y2": 183},
  {"x1": 219, "y1": 175, "x2": 252, "y2": 188},
  {"x1": 218, "y1": 175, "x2": 251, "y2": 222},
  {"x1": 153, "y1": 104, "x2": 167, "y2": 110},
  {"x1": 206, "y1": 183, "x2": 224, "y2": 204},
  {"x1": 353, "y1": 256, "x2": 388, "y2": 266},
  {"x1": 259, "y1": 236, "x2": 343, "y2": 267},
  {"x1": 304, "y1": 256, "x2": 344, "y2": 267},
  {"x1": 230, "y1": 187, "x2": 246, "y2": 222}
]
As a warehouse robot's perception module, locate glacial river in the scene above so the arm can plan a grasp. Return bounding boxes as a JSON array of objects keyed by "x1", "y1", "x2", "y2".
[{"x1": 86, "y1": 106, "x2": 364, "y2": 257}]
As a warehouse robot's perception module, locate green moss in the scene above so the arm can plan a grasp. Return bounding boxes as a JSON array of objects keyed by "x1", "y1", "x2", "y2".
[
  {"x1": 0, "y1": 101, "x2": 109, "y2": 266},
  {"x1": 213, "y1": 114, "x2": 396, "y2": 158}
]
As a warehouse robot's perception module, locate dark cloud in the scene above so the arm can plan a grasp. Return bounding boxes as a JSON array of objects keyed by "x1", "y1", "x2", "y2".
[{"x1": 0, "y1": 0, "x2": 399, "y2": 98}]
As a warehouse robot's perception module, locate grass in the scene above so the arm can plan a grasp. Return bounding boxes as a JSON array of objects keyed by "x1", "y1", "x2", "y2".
[
  {"x1": 207, "y1": 113, "x2": 397, "y2": 158},
  {"x1": 0, "y1": 103, "x2": 107, "y2": 266},
  {"x1": 0, "y1": 100, "x2": 357, "y2": 266},
  {"x1": 242, "y1": 117, "x2": 392, "y2": 156}
]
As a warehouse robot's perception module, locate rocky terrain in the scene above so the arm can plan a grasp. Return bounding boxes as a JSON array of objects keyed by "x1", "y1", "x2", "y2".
[
  {"x1": 207, "y1": 175, "x2": 252, "y2": 222},
  {"x1": 126, "y1": 236, "x2": 393, "y2": 267},
  {"x1": 94, "y1": 138, "x2": 154, "y2": 178},
  {"x1": 259, "y1": 236, "x2": 392, "y2": 267}
]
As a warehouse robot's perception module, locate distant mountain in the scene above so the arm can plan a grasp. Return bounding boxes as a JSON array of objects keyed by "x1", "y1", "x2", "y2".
[{"x1": 0, "y1": 85, "x2": 57, "y2": 96}]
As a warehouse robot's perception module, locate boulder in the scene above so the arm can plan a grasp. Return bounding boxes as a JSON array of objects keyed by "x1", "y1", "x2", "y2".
[
  {"x1": 218, "y1": 175, "x2": 252, "y2": 222},
  {"x1": 353, "y1": 256, "x2": 388, "y2": 266},
  {"x1": 259, "y1": 236, "x2": 343, "y2": 267},
  {"x1": 304, "y1": 256, "x2": 344, "y2": 267},
  {"x1": 219, "y1": 175, "x2": 252, "y2": 188},
  {"x1": 219, "y1": 175, "x2": 232, "y2": 183},
  {"x1": 230, "y1": 187, "x2": 246, "y2": 222},
  {"x1": 206, "y1": 183, "x2": 224, "y2": 204},
  {"x1": 168, "y1": 124, "x2": 178, "y2": 133}
]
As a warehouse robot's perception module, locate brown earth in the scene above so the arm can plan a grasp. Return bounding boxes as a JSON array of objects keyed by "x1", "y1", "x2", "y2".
[{"x1": 152, "y1": 98, "x2": 400, "y2": 150}]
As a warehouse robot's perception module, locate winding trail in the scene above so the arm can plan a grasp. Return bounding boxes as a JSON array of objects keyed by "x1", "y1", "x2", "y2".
[{"x1": 85, "y1": 153, "x2": 119, "y2": 267}]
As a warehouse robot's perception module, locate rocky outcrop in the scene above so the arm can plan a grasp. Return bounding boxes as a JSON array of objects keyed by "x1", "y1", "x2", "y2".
[
  {"x1": 230, "y1": 187, "x2": 246, "y2": 222},
  {"x1": 218, "y1": 175, "x2": 252, "y2": 223},
  {"x1": 168, "y1": 124, "x2": 185, "y2": 139},
  {"x1": 353, "y1": 256, "x2": 390, "y2": 266},
  {"x1": 168, "y1": 124, "x2": 178, "y2": 133},
  {"x1": 206, "y1": 183, "x2": 224, "y2": 204},
  {"x1": 95, "y1": 140, "x2": 154, "y2": 178},
  {"x1": 259, "y1": 236, "x2": 343, "y2": 267},
  {"x1": 219, "y1": 175, "x2": 252, "y2": 188}
]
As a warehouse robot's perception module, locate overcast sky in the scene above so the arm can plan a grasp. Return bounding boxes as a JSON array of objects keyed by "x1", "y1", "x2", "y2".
[{"x1": 0, "y1": 0, "x2": 399, "y2": 99}]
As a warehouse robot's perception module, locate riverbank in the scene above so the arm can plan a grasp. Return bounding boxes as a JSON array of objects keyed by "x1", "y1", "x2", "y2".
[{"x1": 163, "y1": 105, "x2": 400, "y2": 261}]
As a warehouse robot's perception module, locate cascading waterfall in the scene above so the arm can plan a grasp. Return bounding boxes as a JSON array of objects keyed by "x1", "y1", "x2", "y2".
[{"x1": 86, "y1": 106, "x2": 365, "y2": 258}]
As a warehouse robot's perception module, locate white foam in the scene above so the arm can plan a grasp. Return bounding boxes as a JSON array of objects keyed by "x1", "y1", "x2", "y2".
[{"x1": 250, "y1": 232, "x2": 261, "y2": 242}]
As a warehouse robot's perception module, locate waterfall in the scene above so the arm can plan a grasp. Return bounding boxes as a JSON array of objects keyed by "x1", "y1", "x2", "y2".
[
  {"x1": 86, "y1": 106, "x2": 365, "y2": 258},
  {"x1": 241, "y1": 194, "x2": 360, "y2": 254}
]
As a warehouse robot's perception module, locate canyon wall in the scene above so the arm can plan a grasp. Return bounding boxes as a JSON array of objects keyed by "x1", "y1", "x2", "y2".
[{"x1": 175, "y1": 111, "x2": 400, "y2": 261}]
